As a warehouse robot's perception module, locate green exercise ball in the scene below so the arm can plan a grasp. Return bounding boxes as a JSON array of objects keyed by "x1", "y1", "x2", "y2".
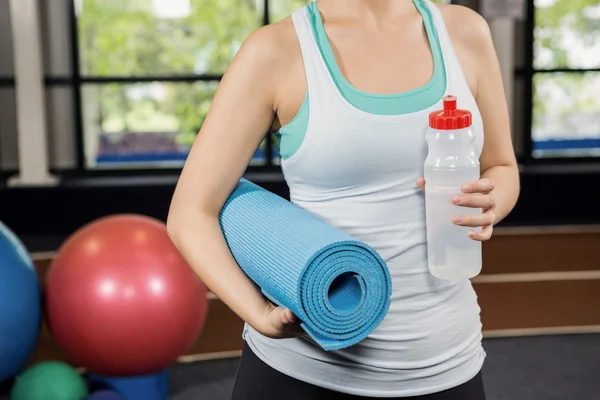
[{"x1": 11, "y1": 361, "x2": 88, "y2": 400}]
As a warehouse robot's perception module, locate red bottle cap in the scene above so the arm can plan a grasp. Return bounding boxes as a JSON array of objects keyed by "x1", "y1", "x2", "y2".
[{"x1": 429, "y1": 95, "x2": 472, "y2": 130}]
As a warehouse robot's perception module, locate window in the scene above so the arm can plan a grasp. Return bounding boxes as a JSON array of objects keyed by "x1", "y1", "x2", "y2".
[
  {"x1": 0, "y1": 0, "x2": 17, "y2": 172},
  {"x1": 531, "y1": 0, "x2": 600, "y2": 158},
  {"x1": 75, "y1": 0, "x2": 310, "y2": 169}
]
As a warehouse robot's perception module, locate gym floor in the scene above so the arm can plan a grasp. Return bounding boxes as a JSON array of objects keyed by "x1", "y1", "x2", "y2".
[
  {"x1": 168, "y1": 334, "x2": 600, "y2": 400},
  {"x1": 4, "y1": 334, "x2": 594, "y2": 400}
]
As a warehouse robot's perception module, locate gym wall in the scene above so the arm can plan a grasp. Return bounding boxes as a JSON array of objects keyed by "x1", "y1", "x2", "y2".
[{"x1": 0, "y1": 0, "x2": 599, "y2": 365}]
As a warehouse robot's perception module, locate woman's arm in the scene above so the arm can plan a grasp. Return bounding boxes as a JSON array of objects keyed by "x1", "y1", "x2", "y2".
[
  {"x1": 167, "y1": 25, "x2": 302, "y2": 338},
  {"x1": 420, "y1": 5, "x2": 520, "y2": 241},
  {"x1": 455, "y1": 9, "x2": 520, "y2": 239},
  {"x1": 467, "y1": 9, "x2": 520, "y2": 222}
]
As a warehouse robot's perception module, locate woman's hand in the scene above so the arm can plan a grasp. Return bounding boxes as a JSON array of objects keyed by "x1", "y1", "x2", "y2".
[
  {"x1": 255, "y1": 301, "x2": 305, "y2": 339},
  {"x1": 417, "y1": 177, "x2": 496, "y2": 241}
]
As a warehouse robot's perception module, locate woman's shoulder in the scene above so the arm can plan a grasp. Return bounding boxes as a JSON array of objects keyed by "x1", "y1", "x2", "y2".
[
  {"x1": 224, "y1": 16, "x2": 301, "y2": 91},
  {"x1": 431, "y1": 3, "x2": 498, "y2": 97},
  {"x1": 240, "y1": 17, "x2": 300, "y2": 65},
  {"x1": 433, "y1": 3, "x2": 493, "y2": 53}
]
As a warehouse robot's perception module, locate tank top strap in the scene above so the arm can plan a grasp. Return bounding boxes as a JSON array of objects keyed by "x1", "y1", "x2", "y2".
[
  {"x1": 422, "y1": 0, "x2": 469, "y2": 97},
  {"x1": 291, "y1": 6, "x2": 336, "y2": 116}
]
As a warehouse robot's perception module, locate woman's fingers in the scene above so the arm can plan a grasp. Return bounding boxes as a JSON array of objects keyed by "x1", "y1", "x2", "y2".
[
  {"x1": 452, "y1": 193, "x2": 495, "y2": 209},
  {"x1": 419, "y1": 177, "x2": 494, "y2": 195},
  {"x1": 461, "y1": 178, "x2": 495, "y2": 194},
  {"x1": 452, "y1": 211, "x2": 496, "y2": 228},
  {"x1": 468, "y1": 225, "x2": 494, "y2": 241},
  {"x1": 417, "y1": 176, "x2": 495, "y2": 242},
  {"x1": 279, "y1": 307, "x2": 296, "y2": 325},
  {"x1": 273, "y1": 307, "x2": 304, "y2": 337}
]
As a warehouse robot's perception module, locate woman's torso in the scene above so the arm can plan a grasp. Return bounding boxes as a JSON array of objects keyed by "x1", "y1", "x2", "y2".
[{"x1": 246, "y1": 1, "x2": 486, "y2": 397}]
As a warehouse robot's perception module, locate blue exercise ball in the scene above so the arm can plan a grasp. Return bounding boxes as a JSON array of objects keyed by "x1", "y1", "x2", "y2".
[
  {"x1": 87, "y1": 390, "x2": 124, "y2": 400},
  {"x1": 87, "y1": 370, "x2": 169, "y2": 400},
  {"x1": 0, "y1": 221, "x2": 41, "y2": 383}
]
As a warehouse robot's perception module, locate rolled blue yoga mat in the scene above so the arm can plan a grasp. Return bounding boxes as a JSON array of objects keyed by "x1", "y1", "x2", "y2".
[{"x1": 220, "y1": 179, "x2": 392, "y2": 350}]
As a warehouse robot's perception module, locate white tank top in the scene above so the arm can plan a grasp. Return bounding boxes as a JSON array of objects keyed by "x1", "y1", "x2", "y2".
[{"x1": 245, "y1": 1, "x2": 486, "y2": 396}]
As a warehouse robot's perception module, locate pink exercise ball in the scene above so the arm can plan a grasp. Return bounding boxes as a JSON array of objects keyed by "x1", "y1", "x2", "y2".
[{"x1": 46, "y1": 214, "x2": 208, "y2": 376}]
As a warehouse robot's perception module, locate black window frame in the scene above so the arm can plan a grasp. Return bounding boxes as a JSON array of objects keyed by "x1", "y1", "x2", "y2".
[{"x1": 0, "y1": 77, "x2": 15, "y2": 180}]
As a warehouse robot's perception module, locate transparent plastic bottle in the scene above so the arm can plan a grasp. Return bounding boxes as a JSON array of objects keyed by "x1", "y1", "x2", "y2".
[{"x1": 424, "y1": 95, "x2": 482, "y2": 280}]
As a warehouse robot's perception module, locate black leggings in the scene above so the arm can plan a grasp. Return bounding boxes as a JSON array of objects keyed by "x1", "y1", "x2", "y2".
[{"x1": 232, "y1": 344, "x2": 487, "y2": 400}]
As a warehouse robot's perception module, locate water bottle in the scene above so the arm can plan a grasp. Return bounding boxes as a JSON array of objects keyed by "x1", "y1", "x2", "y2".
[{"x1": 424, "y1": 95, "x2": 482, "y2": 280}]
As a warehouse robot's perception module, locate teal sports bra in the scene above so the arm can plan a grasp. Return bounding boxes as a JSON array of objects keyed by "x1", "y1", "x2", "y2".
[{"x1": 275, "y1": 0, "x2": 446, "y2": 160}]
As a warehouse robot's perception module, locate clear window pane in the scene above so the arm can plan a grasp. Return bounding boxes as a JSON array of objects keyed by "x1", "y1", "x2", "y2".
[
  {"x1": 255, "y1": 138, "x2": 268, "y2": 166},
  {"x1": 0, "y1": 0, "x2": 14, "y2": 78},
  {"x1": 534, "y1": 0, "x2": 600, "y2": 69},
  {"x1": 271, "y1": 131, "x2": 280, "y2": 165},
  {"x1": 82, "y1": 81, "x2": 266, "y2": 168},
  {"x1": 532, "y1": 72, "x2": 600, "y2": 158},
  {"x1": 269, "y1": 0, "x2": 311, "y2": 23},
  {"x1": 77, "y1": 0, "x2": 263, "y2": 76},
  {"x1": 269, "y1": 0, "x2": 449, "y2": 23}
]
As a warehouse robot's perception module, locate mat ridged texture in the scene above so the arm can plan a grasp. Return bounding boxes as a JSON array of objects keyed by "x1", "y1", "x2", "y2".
[{"x1": 219, "y1": 179, "x2": 392, "y2": 350}]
